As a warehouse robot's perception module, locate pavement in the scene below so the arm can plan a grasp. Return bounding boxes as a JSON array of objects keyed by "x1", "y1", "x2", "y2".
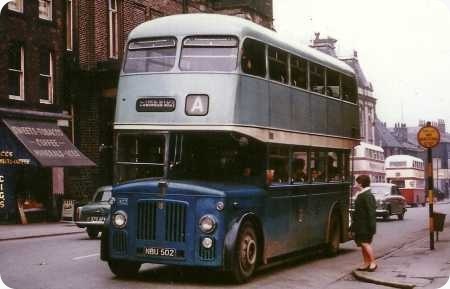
[
  {"x1": 0, "y1": 218, "x2": 449, "y2": 288},
  {"x1": 0, "y1": 221, "x2": 85, "y2": 241},
  {"x1": 350, "y1": 223, "x2": 450, "y2": 289}
]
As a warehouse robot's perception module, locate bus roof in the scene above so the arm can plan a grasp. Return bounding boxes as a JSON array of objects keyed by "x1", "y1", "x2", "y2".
[
  {"x1": 128, "y1": 13, "x2": 355, "y2": 76},
  {"x1": 385, "y1": 154, "x2": 423, "y2": 163}
]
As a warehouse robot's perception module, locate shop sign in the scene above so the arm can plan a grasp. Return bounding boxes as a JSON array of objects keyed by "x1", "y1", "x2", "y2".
[
  {"x1": 0, "y1": 175, "x2": 5, "y2": 209},
  {"x1": 0, "y1": 150, "x2": 31, "y2": 166},
  {"x1": 61, "y1": 199, "x2": 75, "y2": 220}
]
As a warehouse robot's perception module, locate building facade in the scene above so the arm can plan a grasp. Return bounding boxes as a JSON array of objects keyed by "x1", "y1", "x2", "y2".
[
  {"x1": 0, "y1": 1, "x2": 93, "y2": 223},
  {"x1": 65, "y1": 0, "x2": 274, "y2": 200}
]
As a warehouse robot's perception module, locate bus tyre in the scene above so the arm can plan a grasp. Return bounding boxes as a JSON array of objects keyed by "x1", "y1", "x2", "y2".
[
  {"x1": 231, "y1": 221, "x2": 258, "y2": 283},
  {"x1": 87, "y1": 228, "x2": 99, "y2": 239},
  {"x1": 108, "y1": 260, "x2": 141, "y2": 278},
  {"x1": 325, "y1": 214, "x2": 341, "y2": 257}
]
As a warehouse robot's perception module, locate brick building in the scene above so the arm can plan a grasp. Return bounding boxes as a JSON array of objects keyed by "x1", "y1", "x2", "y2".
[
  {"x1": 66, "y1": 0, "x2": 273, "y2": 200},
  {"x1": 0, "y1": 1, "x2": 93, "y2": 223}
]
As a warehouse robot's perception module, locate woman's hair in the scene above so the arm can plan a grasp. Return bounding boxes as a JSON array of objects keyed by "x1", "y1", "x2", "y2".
[{"x1": 356, "y1": 174, "x2": 371, "y2": 188}]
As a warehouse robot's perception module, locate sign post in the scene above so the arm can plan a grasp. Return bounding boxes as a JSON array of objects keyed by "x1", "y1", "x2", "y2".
[{"x1": 417, "y1": 122, "x2": 441, "y2": 250}]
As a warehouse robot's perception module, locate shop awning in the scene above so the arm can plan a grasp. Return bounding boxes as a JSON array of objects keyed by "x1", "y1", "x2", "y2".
[{"x1": 3, "y1": 119, "x2": 95, "y2": 167}]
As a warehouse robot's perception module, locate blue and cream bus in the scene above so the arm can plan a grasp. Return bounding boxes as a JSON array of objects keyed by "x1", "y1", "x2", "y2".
[{"x1": 101, "y1": 14, "x2": 359, "y2": 283}]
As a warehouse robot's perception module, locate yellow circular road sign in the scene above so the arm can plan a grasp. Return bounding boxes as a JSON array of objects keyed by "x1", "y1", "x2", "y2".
[{"x1": 417, "y1": 125, "x2": 440, "y2": 149}]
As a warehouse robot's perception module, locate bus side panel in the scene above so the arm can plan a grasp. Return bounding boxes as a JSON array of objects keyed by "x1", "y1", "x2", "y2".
[
  {"x1": 235, "y1": 76, "x2": 269, "y2": 126},
  {"x1": 342, "y1": 102, "x2": 359, "y2": 139},
  {"x1": 291, "y1": 89, "x2": 311, "y2": 132},
  {"x1": 310, "y1": 94, "x2": 327, "y2": 134},
  {"x1": 269, "y1": 83, "x2": 291, "y2": 129},
  {"x1": 327, "y1": 98, "x2": 343, "y2": 137}
]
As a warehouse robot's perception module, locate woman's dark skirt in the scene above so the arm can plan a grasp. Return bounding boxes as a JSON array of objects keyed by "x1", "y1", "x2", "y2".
[{"x1": 354, "y1": 234, "x2": 373, "y2": 246}]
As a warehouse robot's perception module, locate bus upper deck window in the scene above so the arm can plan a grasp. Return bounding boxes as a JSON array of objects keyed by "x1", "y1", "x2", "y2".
[
  {"x1": 310, "y1": 63, "x2": 325, "y2": 95},
  {"x1": 290, "y1": 55, "x2": 307, "y2": 89},
  {"x1": 326, "y1": 69, "x2": 340, "y2": 98},
  {"x1": 180, "y1": 36, "x2": 238, "y2": 72},
  {"x1": 341, "y1": 75, "x2": 357, "y2": 103},
  {"x1": 268, "y1": 46, "x2": 288, "y2": 84},
  {"x1": 241, "y1": 38, "x2": 266, "y2": 77},
  {"x1": 123, "y1": 37, "x2": 177, "y2": 73}
]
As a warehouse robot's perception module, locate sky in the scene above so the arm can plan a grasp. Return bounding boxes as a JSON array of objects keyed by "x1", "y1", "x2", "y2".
[{"x1": 273, "y1": 0, "x2": 450, "y2": 128}]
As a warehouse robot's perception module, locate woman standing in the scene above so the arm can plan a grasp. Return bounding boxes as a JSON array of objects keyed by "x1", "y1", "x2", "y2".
[{"x1": 351, "y1": 174, "x2": 377, "y2": 271}]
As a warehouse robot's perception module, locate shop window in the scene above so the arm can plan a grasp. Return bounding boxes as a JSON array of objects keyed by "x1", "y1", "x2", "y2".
[
  {"x1": 39, "y1": 0, "x2": 52, "y2": 20},
  {"x1": 108, "y1": 0, "x2": 119, "y2": 59},
  {"x1": 290, "y1": 55, "x2": 307, "y2": 89},
  {"x1": 268, "y1": 145, "x2": 290, "y2": 184},
  {"x1": 310, "y1": 62, "x2": 325, "y2": 94},
  {"x1": 8, "y1": 43, "x2": 24, "y2": 100},
  {"x1": 66, "y1": 0, "x2": 73, "y2": 51},
  {"x1": 8, "y1": 0, "x2": 23, "y2": 12},
  {"x1": 39, "y1": 51, "x2": 53, "y2": 104},
  {"x1": 326, "y1": 69, "x2": 340, "y2": 98},
  {"x1": 268, "y1": 46, "x2": 288, "y2": 84},
  {"x1": 241, "y1": 38, "x2": 266, "y2": 78},
  {"x1": 291, "y1": 149, "x2": 308, "y2": 183}
]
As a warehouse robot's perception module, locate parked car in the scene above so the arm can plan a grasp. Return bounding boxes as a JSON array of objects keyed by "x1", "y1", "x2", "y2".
[
  {"x1": 371, "y1": 183, "x2": 407, "y2": 220},
  {"x1": 75, "y1": 186, "x2": 112, "y2": 239}
]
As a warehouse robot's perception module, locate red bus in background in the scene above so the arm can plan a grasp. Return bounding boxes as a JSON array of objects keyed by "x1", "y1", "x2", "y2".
[{"x1": 385, "y1": 155, "x2": 426, "y2": 207}]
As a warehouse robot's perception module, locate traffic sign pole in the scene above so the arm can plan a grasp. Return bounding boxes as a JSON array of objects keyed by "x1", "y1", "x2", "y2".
[
  {"x1": 417, "y1": 121, "x2": 440, "y2": 250},
  {"x1": 427, "y1": 147, "x2": 434, "y2": 250}
]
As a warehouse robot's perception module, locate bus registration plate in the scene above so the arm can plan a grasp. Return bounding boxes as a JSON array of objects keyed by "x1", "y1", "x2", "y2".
[{"x1": 144, "y1": 247, "x2": 176, "y2": 257}]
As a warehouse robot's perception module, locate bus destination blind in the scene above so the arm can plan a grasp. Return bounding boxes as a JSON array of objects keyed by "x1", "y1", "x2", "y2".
[{"x1": 136, "y1": 98, "x2": 176, "y2": 112}]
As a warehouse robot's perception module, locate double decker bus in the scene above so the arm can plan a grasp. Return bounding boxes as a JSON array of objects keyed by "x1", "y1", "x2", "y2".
[
  {"x1": 385, "y1": 155, "x2": 426, "y2": 206},
  {"x1": 352, "y1": 142, "x2": 385, "y2": 183},
  {"x1": 101, "y1": 14, "x2": 359, "y2": 283}
]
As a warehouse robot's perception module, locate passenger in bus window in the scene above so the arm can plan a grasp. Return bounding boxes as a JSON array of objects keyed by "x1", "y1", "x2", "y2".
[
  {"x1": 292, "y1": 158, "x2": 307, "y2": 183},
  {"x1": 350, "y1": 175, "x2": 377, "y2": 272},
  {"x1": 311, "y1": 169, "x2": 324, "y2": 182}
]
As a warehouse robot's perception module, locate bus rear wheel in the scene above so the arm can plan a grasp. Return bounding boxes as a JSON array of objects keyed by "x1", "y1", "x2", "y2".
[
  {"x1": 108, "y1": 260, "x2": 141, "y2": 278},
  {"x1": 231, "y1": 221, "x2": 259, "y2": 283},
  {"x1": 325, "y1": 213, "x2": 341, "y2": 257}
]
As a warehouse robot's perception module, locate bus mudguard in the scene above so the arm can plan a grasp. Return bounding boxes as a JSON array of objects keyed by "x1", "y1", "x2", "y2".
[{"x1": 223, "y1": 212, "x2": 264, "y2": 270}]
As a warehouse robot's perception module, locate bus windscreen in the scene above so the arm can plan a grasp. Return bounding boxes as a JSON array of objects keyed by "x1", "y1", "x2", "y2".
[
  {"x1": 123, "y1": 38, "x2": 177, "y2": 73},
  {"x1": 180, "y1": 36, "x2": 238, "y2": 72}
]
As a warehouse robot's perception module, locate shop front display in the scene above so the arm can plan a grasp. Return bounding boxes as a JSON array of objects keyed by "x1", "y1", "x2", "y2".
[{"x1": 0, "y1": 118, "x2": 95, "y2": 224}]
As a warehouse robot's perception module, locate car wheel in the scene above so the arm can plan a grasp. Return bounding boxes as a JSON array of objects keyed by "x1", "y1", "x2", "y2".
[
  {"x1": 325, "y1": 213, "x2": 341, "y2": 257},
  {"x1": 87, "y1": 228, "x2": 100, "y2": 239},
  {"x1": 108, "y1": 260, "x2": 141, "y2": 278},
  {"x1": 231, "y1": 221, "x2": 259, "y2": 283}
]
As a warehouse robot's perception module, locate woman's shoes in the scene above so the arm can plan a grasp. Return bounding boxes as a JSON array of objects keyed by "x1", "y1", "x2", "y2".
[
  {"x1": 367, "y1": 263, "x2": 378, "y2": 272},
  {"x1": 356, "y1": 263, "x2": 377, "y2": 272},
  {"x1": 356, "y1": 265, "x2": 370, "y2": 271}
]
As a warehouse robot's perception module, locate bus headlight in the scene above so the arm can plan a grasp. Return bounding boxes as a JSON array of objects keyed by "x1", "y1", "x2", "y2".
[
  {"x1": 199, "y1": 215, "x2": 216, "y2": 234},
  {"x1": 201, "y1": 237, "x2": 213, "y2": 249},
  {"x1": 112, "y1": 211, "x2": 127, "y2": 228}
]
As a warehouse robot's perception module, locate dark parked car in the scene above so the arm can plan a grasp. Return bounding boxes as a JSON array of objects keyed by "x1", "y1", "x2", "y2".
[
  {"x1": 75, "y1": 186, "x2": 112, "y2": 238},
  {"x1": 371, "y1": 183, "x2": 407, "y2": 220}
]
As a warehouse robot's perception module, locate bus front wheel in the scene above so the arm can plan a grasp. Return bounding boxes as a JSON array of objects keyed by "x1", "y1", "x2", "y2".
[
  {"x1": 108, "y1": 260, "x2": 141, "y2": 278},
  {"x1": 231, "y1": 221, "x2": 259, "y2": 283}
]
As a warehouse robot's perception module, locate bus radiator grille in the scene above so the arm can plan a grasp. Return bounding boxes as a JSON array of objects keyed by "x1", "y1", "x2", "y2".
[
  {"x1": 112, "y1": 231, "x2": 127, "y2": 254},
  {"x1": 137, "y1": 201, "x2": 157, "y2": 240},
  {"x1": 165, "y1": 202, "x2": 186, "y2": 242}
]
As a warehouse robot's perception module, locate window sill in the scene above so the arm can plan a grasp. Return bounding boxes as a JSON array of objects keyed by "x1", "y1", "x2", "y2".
[
  {"x1": 39, "y1": 99, "x2": 53, "y2": 105},
  {"x1": 9, "y1": 95, "x2": 24, "y2": 101}
]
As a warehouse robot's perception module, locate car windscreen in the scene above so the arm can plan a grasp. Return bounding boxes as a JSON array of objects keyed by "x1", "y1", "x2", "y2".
[
  {"x1": 179, "y1": 36, "x2": 238, "y2": 71},
  {"x1": 123, "y1": 38, "x2": 177, "y2": 73},
  {"x1": 95, "y1": 190, "x2": 112, "y2": 202}
]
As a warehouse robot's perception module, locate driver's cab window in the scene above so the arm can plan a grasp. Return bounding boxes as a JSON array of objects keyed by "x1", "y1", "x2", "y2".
[{"x1": 392, "y1": 186, "x2": 400, "y2": 195}]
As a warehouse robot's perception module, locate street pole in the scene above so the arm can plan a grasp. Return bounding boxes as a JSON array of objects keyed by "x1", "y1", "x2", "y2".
[{"x1": 427, "y1": 147, "x2": 434, "y2": 250}]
